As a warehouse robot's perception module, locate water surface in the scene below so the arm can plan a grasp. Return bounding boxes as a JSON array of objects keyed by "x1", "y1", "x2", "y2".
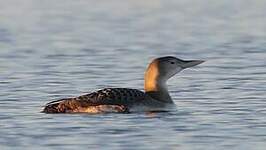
[{"x1": 1, "y1": 0, "x2": 266, "y2": 149}]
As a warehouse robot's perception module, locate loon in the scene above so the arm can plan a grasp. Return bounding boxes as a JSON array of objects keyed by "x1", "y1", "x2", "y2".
[{"x1": 42, "y1": 56, "x2": 204, "y2": 113}]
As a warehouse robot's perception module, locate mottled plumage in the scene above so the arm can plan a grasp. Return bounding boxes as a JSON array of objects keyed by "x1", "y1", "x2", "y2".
[{"x1": 43, "y1": 88, "x2": 145, "y2": 113}]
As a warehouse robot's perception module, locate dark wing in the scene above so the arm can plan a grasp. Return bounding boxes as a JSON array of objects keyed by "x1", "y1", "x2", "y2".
[{"x1": 42, "y1": 88, "x2": 145, "y2": 113}]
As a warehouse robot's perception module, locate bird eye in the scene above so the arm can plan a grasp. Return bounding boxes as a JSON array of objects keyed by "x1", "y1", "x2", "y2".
[{"x1": 170, "y1": 62, "x2": 175, "y2": 64}]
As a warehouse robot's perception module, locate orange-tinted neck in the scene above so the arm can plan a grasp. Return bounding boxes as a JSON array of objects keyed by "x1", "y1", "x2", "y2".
[{"x1": 144, "y1": 60, "x2": 172, "y2": 103}]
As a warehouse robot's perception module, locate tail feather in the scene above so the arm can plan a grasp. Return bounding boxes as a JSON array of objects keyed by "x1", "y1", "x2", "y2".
[
  {"x1": 42, "y1": 102, "x2": 61, "y2": 113},
  {"x1": 42, "y1": 98, "x2": 81, "y2": 113}
]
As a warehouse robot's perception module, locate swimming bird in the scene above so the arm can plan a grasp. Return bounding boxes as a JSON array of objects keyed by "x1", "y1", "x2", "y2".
[{"x1": 42, "y1": 56, "x2": 204, "y2": 113}]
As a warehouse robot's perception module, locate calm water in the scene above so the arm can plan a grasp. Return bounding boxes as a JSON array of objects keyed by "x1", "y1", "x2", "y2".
[{"x1": 1, "y1": 0, "x2": 266, "y2": 149}]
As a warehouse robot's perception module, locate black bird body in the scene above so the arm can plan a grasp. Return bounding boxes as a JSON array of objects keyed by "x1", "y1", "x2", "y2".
[{"x1": 43, "y1": 88, "x2": 146, "y2": 113}]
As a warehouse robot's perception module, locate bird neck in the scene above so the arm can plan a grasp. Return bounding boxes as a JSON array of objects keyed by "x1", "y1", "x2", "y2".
[{"x1": 144, "y1": 60, "x2": 173, "y2": 103}]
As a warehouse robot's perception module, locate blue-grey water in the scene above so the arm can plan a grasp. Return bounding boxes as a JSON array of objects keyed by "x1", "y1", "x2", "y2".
[{"x1": 1, "y1": 0, "x2": 266, "y2": 149}]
